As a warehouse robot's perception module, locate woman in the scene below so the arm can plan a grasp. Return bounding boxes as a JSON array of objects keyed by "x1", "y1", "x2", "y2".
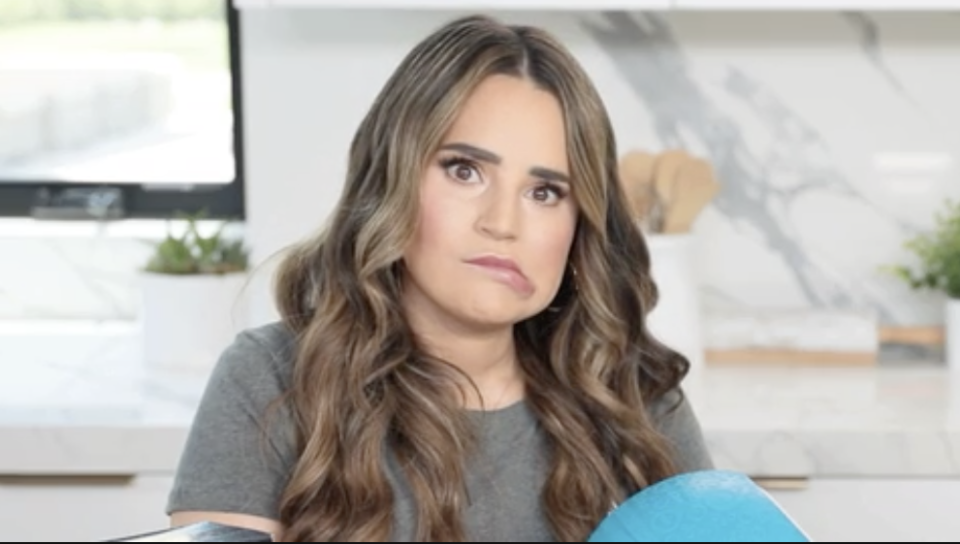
[{"x1": 167, "y1": 13, "x2": 712, "y2": 543}]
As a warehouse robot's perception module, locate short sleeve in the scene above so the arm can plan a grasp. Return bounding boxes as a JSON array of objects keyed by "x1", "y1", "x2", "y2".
[
  {"x1": 648, "y1": 389, "x2": 714, "y2": 474},
  {"x1": 166, "y1": 327, "x2": 298, "y2": 520}
]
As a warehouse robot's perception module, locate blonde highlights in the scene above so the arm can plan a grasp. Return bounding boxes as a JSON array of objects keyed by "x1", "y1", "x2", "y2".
[{"x1": 273, "y1": 14, "x2": 688, "y2": 542}]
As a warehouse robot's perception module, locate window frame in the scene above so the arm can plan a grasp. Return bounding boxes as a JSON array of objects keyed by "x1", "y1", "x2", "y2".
[{"x1": 0, "y1": 0, "x2": 246, "y2": 221}]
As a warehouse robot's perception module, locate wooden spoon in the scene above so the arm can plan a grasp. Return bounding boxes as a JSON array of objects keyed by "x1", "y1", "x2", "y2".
[
  {"x1": 618, "y1": 150, "x2": 657, "y2": 223},
  {"x1": 650, "y1": 149, "x2": 690, "y2": 233},
  {"x1": 662, "y1": 156, "x2": 721, "y2": 234}
]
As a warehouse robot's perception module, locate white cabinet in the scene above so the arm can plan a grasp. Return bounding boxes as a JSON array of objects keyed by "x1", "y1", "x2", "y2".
[
  {"x1": 232, "y1": 0, "x2": 960, "y2": 8},
  {"x1": 0, "y1": 475, "x2": 174, "y2": 542},
  {"x1": 672, "y1": 0, "x2": 960, "y2": 9},
  {"x1": 232, "y1": 0, "x2": 960, "y2": 9},
  {"x1": 233, "y1": 0, "x2": 673, "y2": 9},
  {"x1": 232, "y1": 0, "x2": 271, "y2": 7},
  {"x1": 2, "y1": 473, "x2": 960, "y2": 542},
  {"x1": 766, "y1": 478, "x2": 960, "y2": 542}
]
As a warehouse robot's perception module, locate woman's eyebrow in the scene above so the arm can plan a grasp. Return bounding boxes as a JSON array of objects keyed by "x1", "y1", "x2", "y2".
[{"x1": 439, "y1": 142, "x2": 570, "y2": 183}]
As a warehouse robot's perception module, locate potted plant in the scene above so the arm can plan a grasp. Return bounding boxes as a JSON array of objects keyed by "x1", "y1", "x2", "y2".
[
  {"x1": 140, "y1": 212, "x2": 249, "y2": 371},
  {"x1": 889, "y1": 199, "x2": 960, "y2": 369}
]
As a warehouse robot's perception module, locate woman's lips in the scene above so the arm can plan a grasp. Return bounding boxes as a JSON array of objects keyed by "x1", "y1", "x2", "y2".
[{"x1": 464, "y1": 256, "x2": 534, "y2": 296}]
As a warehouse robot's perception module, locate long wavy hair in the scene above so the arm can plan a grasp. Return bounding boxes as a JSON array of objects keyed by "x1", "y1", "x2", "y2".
[{"x1": 273, "y1": 14, "x2": 690, "y2": 543}]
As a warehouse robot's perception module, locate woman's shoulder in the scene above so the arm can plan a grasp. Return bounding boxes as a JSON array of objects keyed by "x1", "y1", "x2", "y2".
[
  {"x1": 238, "y1": 320, "x2": 299, "y2": 359},
  {"x1": 646, "y1": 388, "x2": 685, "y2": 421},
  {"x1": 212, "y1": 321, "x2": 299, "y2": 394},
  {"x1": 646, "y1": 388, "x2": 715, "y2": 473}
]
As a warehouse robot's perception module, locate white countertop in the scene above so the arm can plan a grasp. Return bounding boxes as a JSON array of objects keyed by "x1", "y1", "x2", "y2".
[{"x1": 2, "y1": 320, "x2": 958, "y2": 478}]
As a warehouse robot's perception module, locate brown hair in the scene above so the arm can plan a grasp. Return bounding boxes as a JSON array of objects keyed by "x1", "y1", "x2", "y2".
[{"x1": 273, "y1": 14, "x2": 689, "y2": 542}]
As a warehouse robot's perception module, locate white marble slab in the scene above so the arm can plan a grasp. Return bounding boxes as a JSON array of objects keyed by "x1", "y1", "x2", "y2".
[
  {"x1": 1, "y1": 320, "x2": 958, "y2": 478},
  {"x1": 5, "y1": 10, "x2": 960, "y2": 334},
  {"x1": 688, "y1": 363, "x2": 960, "y2": 477},
  {"x1": 0, "y1": 321, "x2": 206, "y2": 474}
]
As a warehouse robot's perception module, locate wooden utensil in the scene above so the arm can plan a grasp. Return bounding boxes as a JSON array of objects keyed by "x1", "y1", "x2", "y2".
[
  {"x1": 662, "y1": 156, "x2": 721, "y2": 234},
  {"x1": 618, "y1": 150, "x2": 657, "y2": 224},
  {"x1": 651, "y1": 149, "x2": 690, "y2": 232}
]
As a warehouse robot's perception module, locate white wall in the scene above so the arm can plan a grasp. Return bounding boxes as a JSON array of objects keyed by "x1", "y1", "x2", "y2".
[
  {"x1": 238, "y1": 8, "x2": 960, "y2": 330},
  {"x1": 237, "y1": 9, "x2": 648, "y2": 325},
  {"x1": 239, "y1": 10, "x2": 449, "y2": 325},
  {"x1": 4, "y1": 9, "x2": 960, "y2": 345}
]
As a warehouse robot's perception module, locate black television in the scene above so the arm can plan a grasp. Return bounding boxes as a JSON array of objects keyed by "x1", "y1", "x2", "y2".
[{"x1": 0, "y1": 0, "x2": 245, "y2": 219}]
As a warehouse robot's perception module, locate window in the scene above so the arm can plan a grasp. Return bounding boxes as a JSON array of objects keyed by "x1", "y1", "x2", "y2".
[{"x1": 0, "y1": 0, "x2": 244, "y2": 220}]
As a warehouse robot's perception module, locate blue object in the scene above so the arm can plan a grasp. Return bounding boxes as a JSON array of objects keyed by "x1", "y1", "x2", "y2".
[{"x1": 588, "y1": 470, "x2": 811, "y2": 543}]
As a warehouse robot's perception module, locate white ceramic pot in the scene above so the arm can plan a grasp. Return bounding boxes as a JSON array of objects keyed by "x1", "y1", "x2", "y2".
[
  {"x1": 948, "y1": 298, "x2": 960, "y2": 371},
  {"x1": 644, "y1": 233, "x2": 704, "y2": 382},
  {"x1": 139, "y1": 272, "x2": 248, "y2": 371}
]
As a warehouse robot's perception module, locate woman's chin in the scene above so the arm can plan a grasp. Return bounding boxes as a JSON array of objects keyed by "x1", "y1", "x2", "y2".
[{"x1": 454, "y1": 299, "x2": 545, "y2": 330}]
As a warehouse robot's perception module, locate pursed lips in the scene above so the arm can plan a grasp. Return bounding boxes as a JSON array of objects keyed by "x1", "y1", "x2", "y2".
[{"x1": 463, "y1": 255, "x2": 534, "y2": 296}]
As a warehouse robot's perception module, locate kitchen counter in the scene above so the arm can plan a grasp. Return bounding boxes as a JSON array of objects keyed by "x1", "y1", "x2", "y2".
[{"x1": 2, "y1": 320, "x2": 959, "y2": 478}]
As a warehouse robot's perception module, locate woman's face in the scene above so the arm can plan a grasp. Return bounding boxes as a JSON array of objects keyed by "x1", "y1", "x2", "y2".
[{"x1": 403, "y1": 74, "x2": 578, "y2": 331}]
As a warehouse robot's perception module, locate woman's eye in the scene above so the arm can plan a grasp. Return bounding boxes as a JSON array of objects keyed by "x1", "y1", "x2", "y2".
[
  {"x1": 441, "y1": 158, "x2": 480, "y2": 183},
  {"x1": 531, "y1": 184, "x2": 565, "y2": 204},
  {"x1": 453, "y1": 164, "x2": 475, "y2": 181}
]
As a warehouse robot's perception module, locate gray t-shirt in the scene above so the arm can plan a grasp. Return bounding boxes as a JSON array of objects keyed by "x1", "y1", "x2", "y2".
[{"x1": 167, "y1": 322, "x2": 713, "y2": 541}]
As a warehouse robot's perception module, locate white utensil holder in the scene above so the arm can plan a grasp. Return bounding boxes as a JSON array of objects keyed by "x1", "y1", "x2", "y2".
[
  {"x1": 140, "y1": 272, "x2": 249, "y2": 372},
  {"x1": 645, "y1": 233, "x2": 704, "y2": 384},
  {"x1": 948, "y1": 298, "x2": 960, "y2": 372}
]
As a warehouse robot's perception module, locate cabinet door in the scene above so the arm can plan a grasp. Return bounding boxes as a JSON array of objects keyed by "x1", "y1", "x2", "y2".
[
  {"x1": 766, "y1": 478, "x2": 960, "y2": 542},
  {"x1": 673, "y1": 0, "x2": 960, "y2": 9},
  {"x1": 259, "y1": 0, "x2": 673, "y2": 9},
  {"x1": 0, "y1": 475, "x2": 174, "y2": 542}
]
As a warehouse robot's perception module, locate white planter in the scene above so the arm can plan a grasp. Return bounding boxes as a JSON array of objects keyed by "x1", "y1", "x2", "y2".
[
  {"x1": 948, "y1": 298, "x2": 960, "y2": 371},
  {"x1": 644, "y1": 234, "x2": 704, "y2": 383},
  {"x1": 139, "y1": 272, "x2": 249, "y2": 372}
]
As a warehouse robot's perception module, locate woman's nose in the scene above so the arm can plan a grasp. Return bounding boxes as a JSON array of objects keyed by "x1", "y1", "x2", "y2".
[{"x1": 475, "y1": 184, "x2": 521, "y2": 241}]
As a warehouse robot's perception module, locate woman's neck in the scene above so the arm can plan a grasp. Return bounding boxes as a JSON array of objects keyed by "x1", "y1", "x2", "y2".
[
  {"x1": 418, "y1": 327, "x2": 525, "y2": 410},
  {"x1": 403, "y1": 299, "x2": 525, "y2": 410}
]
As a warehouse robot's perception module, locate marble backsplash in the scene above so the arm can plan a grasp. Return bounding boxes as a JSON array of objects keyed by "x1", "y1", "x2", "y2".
[
  {"x1": 583, "y1": 10, "x2": 960, "y2": 327},
  {"x1": 0, "y1": 225, "x2": 152, "y2": 319},
  {"x1": 2, "y1": 10, "x2": 959, "y2": 336}
]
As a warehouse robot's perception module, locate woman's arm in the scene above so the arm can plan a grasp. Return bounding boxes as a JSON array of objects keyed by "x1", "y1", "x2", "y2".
[
  {"x1": 165, "y1": 325, "x2": 298, "y2": 539},
  {"x1": 170, "y1": 511, "x2": 282, "y2": 538},
  {"x1": 649, "y1": 388, "x2": 714, "y2": 473}
]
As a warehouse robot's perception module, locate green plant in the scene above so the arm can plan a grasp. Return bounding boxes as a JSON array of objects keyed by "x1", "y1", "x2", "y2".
[
  {"x1": 145, "y1": 213, "x2": 248, "y2": 275},
  {"x1": 887, "y1": 199, "x2": 960, "y2": 299}
]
